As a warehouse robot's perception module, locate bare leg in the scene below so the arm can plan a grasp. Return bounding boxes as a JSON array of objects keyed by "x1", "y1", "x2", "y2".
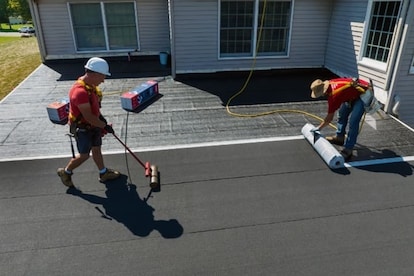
[
  {"x1": 91, "y1": 146, "x2": 105, "y2": 171},
  {"x1": 66, "y1": 153, "x2": 90, "y2": 171}
]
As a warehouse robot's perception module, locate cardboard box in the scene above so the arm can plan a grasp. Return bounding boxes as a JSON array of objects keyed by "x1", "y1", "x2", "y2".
[
  {"x1": 121, "y1": 80, "x2": 159, "y2": 111},
  {"x1": 47, "y1": 99, "x2": 69, "y2": 125}
]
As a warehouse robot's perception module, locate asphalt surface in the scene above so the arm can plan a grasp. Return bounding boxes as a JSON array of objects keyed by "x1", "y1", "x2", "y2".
[{"x1": 1, "y1": 58, "x2": 414, "y2": 275}]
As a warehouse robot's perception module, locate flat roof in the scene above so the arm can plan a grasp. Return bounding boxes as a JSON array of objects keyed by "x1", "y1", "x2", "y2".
[{"x1": 2, "y1": 58, "x2": 414, "y2": 275}]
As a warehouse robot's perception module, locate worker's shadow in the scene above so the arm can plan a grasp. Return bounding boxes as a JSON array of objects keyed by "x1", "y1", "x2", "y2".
[
  {"x1": 67, "y1": 175, "x2": 183, "y2": 238},
  {"x1": 351, "y1": 146, "x2": 413, "y2": 177}
]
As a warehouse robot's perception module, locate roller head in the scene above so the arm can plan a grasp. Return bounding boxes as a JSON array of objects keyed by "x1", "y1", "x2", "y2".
[
  {"x1": 150, "y1": 165, "x2": 159, "y2": 190},
  {"x1": 145, "y1": 162, "x2": 151, "y2": 177}
]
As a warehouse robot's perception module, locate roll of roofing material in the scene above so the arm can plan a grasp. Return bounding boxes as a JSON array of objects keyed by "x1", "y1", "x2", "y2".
[{"x1": 301, "y1": 123, "x2": 344, "y2": 169}]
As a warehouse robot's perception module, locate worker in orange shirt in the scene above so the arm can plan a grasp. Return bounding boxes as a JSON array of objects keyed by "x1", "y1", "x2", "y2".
[{"x1": 310, "y1": 77, "x2": 371, "y2": 160}]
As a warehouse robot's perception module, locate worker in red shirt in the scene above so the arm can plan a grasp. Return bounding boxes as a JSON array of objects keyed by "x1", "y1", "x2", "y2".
[
  {"x1": 57, "y1": 57, "x2": 120, "y2": 188},
  {"x1": 310, "y1": 77, "x2": 371, "y2": 160}
]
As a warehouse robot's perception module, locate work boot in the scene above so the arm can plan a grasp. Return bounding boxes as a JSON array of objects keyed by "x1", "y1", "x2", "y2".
[
  {"x1": 99, "y1": 168, "x2": 120, "y2": 182},
  {"x1": 340, "y1": 148, "x2": 353, "y2": 161},
  {"x1": 57, "y1": 168, "x2": 74, "y2": 187},
  {"x1": 326, "y1": 135, "x2": 345, "y2": 146}
]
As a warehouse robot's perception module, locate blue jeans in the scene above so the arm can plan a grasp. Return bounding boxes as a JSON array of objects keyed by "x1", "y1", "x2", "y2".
[{"x1": 335, "y1": 98, "x2": 365, "y2": 150}]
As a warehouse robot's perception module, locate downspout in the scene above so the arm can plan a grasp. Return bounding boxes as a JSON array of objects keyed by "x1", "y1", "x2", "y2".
[
  {"x1": 384, "y1": 0, "x2": 413, "y2": 115},
  {"x1": 27, "y1": 0, "x2": 46, "y2": 62},
  {"x1": 167, "y1": 0, "x2": 176, "y2": 79}
]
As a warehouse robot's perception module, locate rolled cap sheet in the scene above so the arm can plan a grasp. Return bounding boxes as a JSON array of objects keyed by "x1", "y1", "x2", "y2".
[{"x1": 301, "y1": 123, "x2": 345, "y2": 169}]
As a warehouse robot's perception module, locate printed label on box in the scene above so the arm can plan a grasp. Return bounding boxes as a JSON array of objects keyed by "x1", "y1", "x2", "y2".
[
  {"x1": 121, "y1": 81, "x2": 159, "y2": 111},
  {"x1": 46, "y1": 99, "x2": 69, "y2": 125}
]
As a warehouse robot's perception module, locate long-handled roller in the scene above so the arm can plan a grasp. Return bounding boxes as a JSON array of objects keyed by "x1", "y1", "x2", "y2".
[{"x1": 112, "y1": 133, "x2": 160, "y2": 190}]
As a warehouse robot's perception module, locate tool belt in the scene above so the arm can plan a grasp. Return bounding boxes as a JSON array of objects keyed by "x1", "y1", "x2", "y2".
[
  {"x1": 77, "y1": 123, "x2": 92, "y2": 130},
  {"x1": 69, "y1": 122, "x2": 92, "y2": 136},
  {"x1": 360, "y1": 89, "x2": 381, "y2": 114}
]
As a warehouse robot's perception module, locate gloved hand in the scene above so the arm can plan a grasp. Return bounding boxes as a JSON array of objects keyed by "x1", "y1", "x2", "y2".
[
  {"x1": 104, "y1": 124, "x2": 114, "y2": 134},
  {"x1": 310, "y1": 127, "x2": 320, "y2": 133},
  {"x1": 310, "y1": 127, "x2": 320, "y2": 135},
  {"x1": 351, "y1": 77, "x2": 359, "y2": 87},
  {"x1": 99, "y1": 114, "x2": 107, "y2": 125}
]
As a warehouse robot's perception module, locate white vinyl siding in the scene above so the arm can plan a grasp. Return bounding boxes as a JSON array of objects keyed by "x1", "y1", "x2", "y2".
[
  {"x1": 136, "y1": 0, "x2": 170, "y2": 52},
  {"x1": 37, "y1": 2, "x2": 75, "y2": 57},
  {"x1": 32, "y1": 0, "x2": 414, "y2": 127},
  {"x1": 387, "y1": 1, "x2": 414, "y2": 127},
  {"x1": 36, "y1": 0, "x2": 169, "y2": 60},
  {"x1": 172, "y1": 0, "x2": 334, "y2": 74},
  {"x1": 325, "y1": 0, "x2": 369, "y2": 78},
  {"x1": 325, "y1": 0, "x2": 393, "y2": 95}
]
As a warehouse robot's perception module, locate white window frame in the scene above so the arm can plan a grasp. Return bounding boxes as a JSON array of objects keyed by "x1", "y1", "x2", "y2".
[
  {"x1": 68, "y1": 1, "x2": 140, "y2": 53},
  {"x1": 359, "y1": 0, "x2": 403, "y2": 72},
  {"x1": 218, "y1": 0, "x2": 293, "y2": 60}
]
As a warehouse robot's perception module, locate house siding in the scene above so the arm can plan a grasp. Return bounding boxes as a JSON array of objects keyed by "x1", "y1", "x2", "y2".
[
  {"x1": 38, "y1": 2, "x2": 75, "y2": 57},
  {"x1": 171, "y1": 0, "x2": 334, "y2": 74},
  {"x1": 136, "y1": 0, "x2": 170, "y2": 53},
  {"x1": 324, "y1": 0, "x2": 392, "y2": 90},
  {"x1": 325, "y1": 0, "x2": 370, "y2": 79},
  {"x1": 171, "y1": 1, "x2": 221, "y2": 73},
  {"x1": 328, "y1": 0, "x2": 392, "y2": 93},
  {"x1": 325, "y1": 0, "x2": 414, "y2": 127},
  {"x1": 388, "y1": 1, "x2": 414, "y2": 127},
  {"x1": 36, "y1": 0, "x2": 170, "y2": 60},
  {"x1": 31, "y1": 0, "x2": 414, "y2": 127}
]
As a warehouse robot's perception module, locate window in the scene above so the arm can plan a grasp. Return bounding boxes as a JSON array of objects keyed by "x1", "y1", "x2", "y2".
[
  {"x1": 69, "y1": 2, "x2": 138, "y2": 52},
  {"x1": 256, "y1": 1, "x2": 291, "y2": 55},
  {"x1": 220, "y1": 0, "x2": 292, "y2": 58},
  {"x1": 363, "y1": 1, "x2": 401, "y2": 63}
]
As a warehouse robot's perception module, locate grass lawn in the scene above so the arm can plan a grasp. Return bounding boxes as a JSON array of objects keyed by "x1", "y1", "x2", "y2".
[{"x1": 0, "y1": 36, "x2": 41, "y2": 100}]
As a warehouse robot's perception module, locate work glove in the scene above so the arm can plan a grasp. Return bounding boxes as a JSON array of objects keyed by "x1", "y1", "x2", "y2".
[
  {"x1": 99, "y1": 114, "x2": 107, "y2": 125},
  {"x1": 104, "y1": 124, "x2": 114, "y2": 134},
  {"x1": 351, "y1": 78, "x2": 359, "y2": 87},
  {"x1": 310, "y1": 127, "x2": 320, "y2": 134},
  {"x1": 101, "y1": 123, "x2": 110, "y2": 137}
]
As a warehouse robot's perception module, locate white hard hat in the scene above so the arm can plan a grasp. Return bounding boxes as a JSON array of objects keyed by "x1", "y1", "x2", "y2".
[{"x1": 84, "y1": 57, "x2": 111, "y2": 76}]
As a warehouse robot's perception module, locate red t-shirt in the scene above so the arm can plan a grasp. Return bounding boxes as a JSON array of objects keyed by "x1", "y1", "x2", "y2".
[
  {"x1": 69, "y1": 80, "x2": 100, "y2": 126},
  {"x1": 327, "y1": 78, "x2": 369, "y2": 113}
]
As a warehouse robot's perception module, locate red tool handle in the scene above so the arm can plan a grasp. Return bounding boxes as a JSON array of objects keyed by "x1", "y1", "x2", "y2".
[{"x1": 112, "y1": 133, "x2": 146, "y2": 169}]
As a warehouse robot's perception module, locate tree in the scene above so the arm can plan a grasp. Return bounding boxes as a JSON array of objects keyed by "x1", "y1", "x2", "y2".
[
  {"x1": 0, "y1": 0, "x2": 10, "y2": 25},
  {"x1": 0, "y1": 0, "x2": 31, "y2": 25},
  {"x1": 15, "y1": 0, "x2": 31, "y2": 21}
]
